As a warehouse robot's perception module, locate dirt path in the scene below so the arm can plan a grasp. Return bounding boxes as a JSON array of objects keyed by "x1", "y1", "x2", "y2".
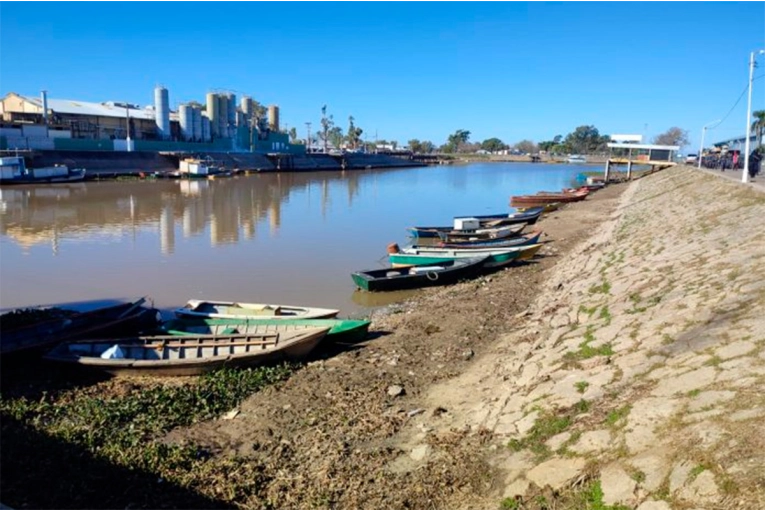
[{"x1": 164, "y1": 182, "x2": 629, "y2": 509}]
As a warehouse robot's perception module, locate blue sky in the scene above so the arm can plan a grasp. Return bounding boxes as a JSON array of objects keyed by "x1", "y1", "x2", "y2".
[{"x1": 1, "y1": 2, "x2": 764, "y2": 150}]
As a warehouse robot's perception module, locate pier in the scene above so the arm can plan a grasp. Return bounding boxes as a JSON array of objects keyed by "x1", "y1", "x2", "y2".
[{"x1": 603, "y1": 141, "x2": 678, "y2": 181}]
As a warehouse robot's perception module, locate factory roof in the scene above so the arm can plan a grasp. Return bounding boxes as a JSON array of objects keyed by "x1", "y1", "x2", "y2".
[{"x1": 18, "y1": 94, "x2": 159, "y2": 120}]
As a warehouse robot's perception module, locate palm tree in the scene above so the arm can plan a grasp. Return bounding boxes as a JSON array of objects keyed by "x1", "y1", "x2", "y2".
[{"x1": 751, "y1": 110, "x2": 765, "y2": 150}]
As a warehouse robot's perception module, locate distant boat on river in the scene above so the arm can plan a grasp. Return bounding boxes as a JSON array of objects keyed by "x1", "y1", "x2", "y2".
[{"x1": 0, "y1": 156, "x2": 86, "y2": 185}]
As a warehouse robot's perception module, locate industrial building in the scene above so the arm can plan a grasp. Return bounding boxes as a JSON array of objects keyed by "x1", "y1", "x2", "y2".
[{"x1": 0, "y1": 87, "x2": 302, "y2": 154}]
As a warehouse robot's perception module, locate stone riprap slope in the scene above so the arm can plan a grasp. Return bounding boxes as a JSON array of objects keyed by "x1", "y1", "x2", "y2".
[{"x1": 416, "y1": 166, "x2": 765, "y2": 509}]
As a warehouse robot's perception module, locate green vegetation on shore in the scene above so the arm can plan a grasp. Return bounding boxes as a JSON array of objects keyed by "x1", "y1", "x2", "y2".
[{"x1": 1, "y1": 364, "x2": 294, "y2": 508}]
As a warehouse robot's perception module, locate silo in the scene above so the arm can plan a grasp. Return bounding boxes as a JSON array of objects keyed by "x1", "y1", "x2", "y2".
[
  {"x1": 206, "y1": 92, "x2": 219, "y2": 137},
  {"x1": 236, "y1": 110, "x2": 245, "y2": 128},
  {"x1": 240, "y1": 96, "x2": 253, "y2": 119},
  {"x1": 226, "y1": 93, "x2": 236, "y2": 135},
  {"x1": 178, "y1": 104, "x2": 193, "y2": 141},
  {"x1": 192, "y1": 107, "x2": 202, "y2": 142},
  {"x1": 201, "y1": 114, "x2": 211, "y2": 142},
  {"x1": 268, "y1": 105, "x2": 279, "y2": 132},
  {"x1": 217, "y1": 95, "x2": 228, "y2": 138},
  {"x1": 155, "y1": 86, "x2": 170, "y2": 139}
]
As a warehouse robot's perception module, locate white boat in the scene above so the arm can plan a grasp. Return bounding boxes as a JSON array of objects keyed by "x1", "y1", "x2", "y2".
[
  {"x1": 566, "y1": 155, "x2": 587, "y2": 164},
  {"x1": 0, "y1": 156, "x2": 86, "y2": 185},
  {"x1": 174, "y1": 300, "x2": 340, "y2": 320}
]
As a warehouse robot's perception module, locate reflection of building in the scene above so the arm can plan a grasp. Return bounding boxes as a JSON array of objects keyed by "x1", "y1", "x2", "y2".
[
  {"x1": 160, "y1": 205, "x2": 175, "y2": 255},
  {"x1": 0, "y1": 169, "x2": 380, "y2": 255}
]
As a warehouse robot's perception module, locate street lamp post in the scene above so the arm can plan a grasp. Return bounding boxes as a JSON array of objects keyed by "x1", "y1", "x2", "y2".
[
  {"x1": 698, "y1": 119, "x2": 721, "y2": 169},
  {"x1": 742, "y1": 49, "x2": 765, "y2": 183}
]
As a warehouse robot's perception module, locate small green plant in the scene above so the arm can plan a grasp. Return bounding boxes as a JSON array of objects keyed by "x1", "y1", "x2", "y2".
[
  {"x1": 704, "y1": 355, "x2": 723, "y2": 367},
  {"x1": 689, "y1": 464, "x2": 708, "y2": 480},
  {"x1": 499, "y1": 497, "x2": 521, "y2": 510},
  {"x1": 574, "y1": 399, "x2": 591, "y2": 413},
  {"x1": 687, "y1": 389, "x2": 701, "y2": 398},
  {"x1": 605, "y1": 405, "x2": 631, "y2": 427},
  {"x1": 598, "y1": 306, "x2": 612, "y2": 325},
  {"x1": 575, "y1": 381, "x2": 590, "y2": 394},
  {"x1": 588, "y1": 280, "x2": 612, "y2": 295}
]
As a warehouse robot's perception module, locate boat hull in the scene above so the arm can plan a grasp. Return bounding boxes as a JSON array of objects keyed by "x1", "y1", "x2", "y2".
[
  {"x1": 160, "y1": 318, "x2": 371, "y2": 344},
  {"x1": 0, "y1": 298, "x2": 159, "y2": 355},
  {"x1": 174, "y1": 300, "x2": 339, "y2": 320},
  {"x1": 389, "y1": 244, "x2": 542, "y2": 269},
  {"x1": 351, "y1": 256, "x2": 489, "y2": 292},
  {"x1": 43, "y1": 328, "x2": 330, "y2": 377}
]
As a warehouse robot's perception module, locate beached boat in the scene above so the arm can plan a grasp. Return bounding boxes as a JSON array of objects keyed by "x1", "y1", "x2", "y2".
[
  {"x1": 408, "y1": 222, "x2": 526, "y2": 240},
  {"x1": 43, "y1": 327, "x2": 331, "y2": 377},
  {"x1": 515, "y1": 203, "x2": 560, "y2": 213},
  {"x1": 510, "y1": 189, "x2": 588, "y2": 208},
  {"x1": 388, "y1": 243, "x2": 542, "y2": 269},
  {"x1": 454, "y1": 206, "x2": 545, "y2": 226},
  {"x1": 436, "y1": 230, "x2": 542, "y2": 249},
  {"x1": 436, "y1": 223, "x2": 526, "y2": 242},
  {"x1": 174, "y1": 300, "x2": 339, "y2": 320},
  {"x1": 0, "y1": 156, "x2": 86, "y2": 185},
  {"x1": 351, "y1": 256, "x2": 489, "y2": 292},
  {"x1": 0, "y1": 298, "x2": 159, "y2": 355},
  {"x1": 159, "y1": 317, "x2": 371, "y2": 344}
]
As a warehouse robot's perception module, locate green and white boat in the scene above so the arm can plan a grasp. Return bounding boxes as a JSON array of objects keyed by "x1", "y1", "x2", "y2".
[
  {"x1": 159, "y1": 317, "x2": 371, "y2": 344},
  {"x1": 388, "y1": 243, "x2": 542, "y2": 269}
]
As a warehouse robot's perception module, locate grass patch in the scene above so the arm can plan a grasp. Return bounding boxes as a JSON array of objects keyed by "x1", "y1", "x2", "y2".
[
  {"x1": 689, "y1": 464, "x2": 709, "y2": 480},
  {"x1": 605, "y1": 405, "x2": 631, "y2": 428},
  {"x1": 507, "y1": 401, "x2": 593, "y2": 461},
  {"x1": 588, "y1": 280, "x2": 612, "y2": 295},
  {"x1": 687, "y1": 389, "x2": 701, "y2": 398},
  {"x1": 579, "y1": 304, "x2": 599, "y2": 317},
  {"x1": 564, "y1": 330, "x2": 614, "y2": 361},
  {"x1": 598, "y1": 306, "x2": 612, "y2": 325},
  {"x1": 703, "y1": 355, "x2": 723, "y2": 367},
  {"x1": 575, "y1": 381, "x2": 590, "y2": 394}
]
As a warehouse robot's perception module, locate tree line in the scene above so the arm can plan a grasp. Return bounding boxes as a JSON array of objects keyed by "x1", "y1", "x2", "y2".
[{"x1": 289, "y1": 106, "x2": 700, "y2": 156}]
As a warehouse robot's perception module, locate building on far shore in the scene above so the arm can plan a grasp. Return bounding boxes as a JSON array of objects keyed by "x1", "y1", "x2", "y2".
[{"x1": 0, "y1": 88, "x2": 304, "y2": 155}]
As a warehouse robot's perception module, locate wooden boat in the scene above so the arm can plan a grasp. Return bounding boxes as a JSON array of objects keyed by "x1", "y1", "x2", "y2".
[
  {"x1": 436, "y1": 230, "x2": 542, "y2": 249},
  {"x1": 454, "y1": 206, "x2": 545, "y2": 226},
  {"x1": 510, "y1": 191, "x2": 587, "y2": 208},
  {"x1": 0, "y1": 298, "x2": 159, "y2": 355},
  {"x1": 174, "y1": 300, "x2": 339, "y2": 320},
  {"x1": 351, "y1": 256, "x2": 489, "y2": 292},
  {"x1": 516, "y1": 203, "x2": 560, "y2": 213},
  {"x1": 408, "y1": 222, "x2": 526, "y2": 240},
  {"x1": 43, "y1": 327, "x2": 331, "y2": 377},
  {"x1": 159, "y1": 317, "x2": 372, "y2": 344},
  {"x1": 388, "y1": 243, "x2": 542, "y2": 269}
]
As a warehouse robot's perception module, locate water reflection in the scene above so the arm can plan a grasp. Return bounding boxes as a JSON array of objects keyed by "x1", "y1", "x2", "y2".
[
  {"x1": 0, "y1": 171, "x2": 377, "y2": 256},
  {"x1": 0, "y1": 163, "x2": 595, "y2": 314}
]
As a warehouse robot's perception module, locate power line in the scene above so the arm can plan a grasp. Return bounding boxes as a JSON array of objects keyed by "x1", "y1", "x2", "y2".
[{"x1": 714, "y1": 74, "x2": 765, "y2": 128}]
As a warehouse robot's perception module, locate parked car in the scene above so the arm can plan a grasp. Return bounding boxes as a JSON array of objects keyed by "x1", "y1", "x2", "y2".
[{"x1": 685, "y1": 154, "x2": 698, "y2": 164}]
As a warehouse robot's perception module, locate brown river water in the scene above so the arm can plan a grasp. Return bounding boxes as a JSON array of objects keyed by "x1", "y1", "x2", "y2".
[{"x1": 0, "y1": 162, "x2": 596, "y2": 317}]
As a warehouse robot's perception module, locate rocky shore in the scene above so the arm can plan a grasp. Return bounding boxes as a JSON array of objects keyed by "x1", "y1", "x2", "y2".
[
  {"x1": 169, "y1": 165, "x2": 763, "y2": 509},
  {"x1": 3, "y1": 164, "x2": 763, "y2": 510}
]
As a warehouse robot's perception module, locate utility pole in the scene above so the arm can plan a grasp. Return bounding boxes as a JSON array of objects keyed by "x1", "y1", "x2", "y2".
[
  {"x1": 743, "y1": 49, "x2": 764, "y2": 183},
  {"x1": 305, "y1": 122, "x2": 312, "y2": 153}
]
